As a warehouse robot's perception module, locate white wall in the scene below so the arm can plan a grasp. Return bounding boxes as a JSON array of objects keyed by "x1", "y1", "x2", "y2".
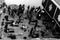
[{"x1": 5, "y1": 0, "x2": 43, "y2": 8}]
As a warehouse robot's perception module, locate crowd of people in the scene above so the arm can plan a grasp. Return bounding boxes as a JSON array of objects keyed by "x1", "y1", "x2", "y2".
[
  {"x1": 0, "y1": 1, "x2": 60, "y2": 40},
  {"x1": 0, "y1": 2, "x2": 50, "y2": 39},
  {"x1": 0, "y1": 2, "x2": 44, "y2": 39},
  {"x1": 4, "y1": 3, "x2": 55, "y2": 39}
]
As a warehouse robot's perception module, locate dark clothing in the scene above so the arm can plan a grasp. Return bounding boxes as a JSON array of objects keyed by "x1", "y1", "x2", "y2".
[{"x1": 7, "y1": 34, "x2": 16, "y2": 39}]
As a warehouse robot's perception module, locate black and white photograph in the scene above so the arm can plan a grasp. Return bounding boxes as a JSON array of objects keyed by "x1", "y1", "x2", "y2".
[{"x1": 0, "y1": 0, "x2": 60, "y2": 40}]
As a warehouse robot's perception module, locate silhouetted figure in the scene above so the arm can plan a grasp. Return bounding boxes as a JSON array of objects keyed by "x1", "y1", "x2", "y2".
[
  {"x1": 7, "y1": 6, "x2": 11, "y2": 15},
  {"x1": 27, "y1": 5, "x2": 30, "y2": 10},
  {"x1": 30, "y1": 6, "x2": 35, "y2": 13},
  {"x1": 28, "y1": 27, "x2": 40, "y2": 38},
  {"x1": 7, "y1": 34, "x2": 16, "y2": 39},
  {"x1": 4, "y1": 24, "x2": 8, "y2": 33},
  {"x1": 2, "y1": 2, "x2": 7, "y2": 7},
  {"x1": 4, "y1": 15, "x2": 9, "y2": 21},
  {"x1": 1, "y1": 19, "x2": 4, "y2": 26}
]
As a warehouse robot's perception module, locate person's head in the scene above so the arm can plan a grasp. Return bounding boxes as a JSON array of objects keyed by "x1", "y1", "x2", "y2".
[
  {"x1": 27, "y1": 5, "x2": 30, "y2": 10},
  {"x1": 19, "y1": 4, "x2": 21, "y2": 7}
]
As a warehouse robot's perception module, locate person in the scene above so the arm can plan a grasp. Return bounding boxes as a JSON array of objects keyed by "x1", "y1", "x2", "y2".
[
  {"x1": 2, "y1": 2, "x2": 7, "y2": 8},
  {"x1": 7, "y1": 6, "x2": 11, "y2": 15},
  {"x1": 1, "y1": 19, "x2": 5, "y2": 26},
  {"x1": 7, "y1": 34, "x2": 16, "y2": 39},
  {"x1": 4, "y1": 15, "x2": 9, "y2": 21}
]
